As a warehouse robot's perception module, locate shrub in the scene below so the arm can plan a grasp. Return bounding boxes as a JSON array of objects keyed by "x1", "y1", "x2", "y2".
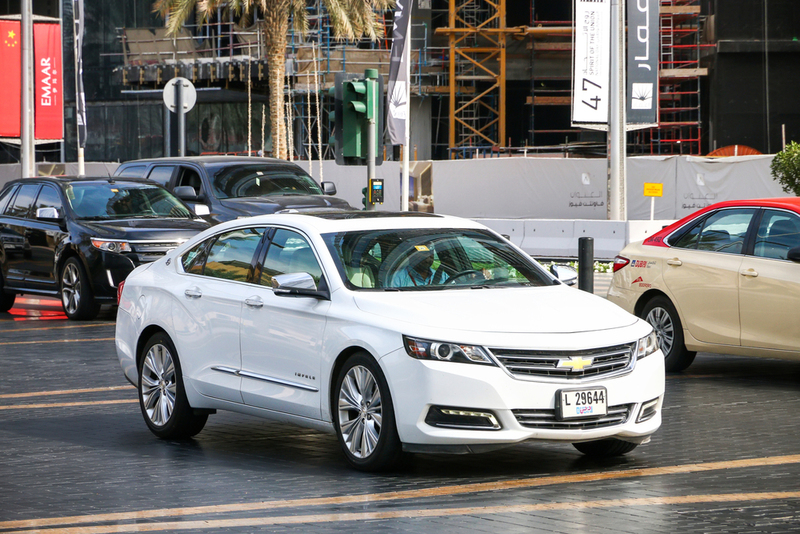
[{"x1": 771, "y1": 141, "x2": 800, "y2": 196}]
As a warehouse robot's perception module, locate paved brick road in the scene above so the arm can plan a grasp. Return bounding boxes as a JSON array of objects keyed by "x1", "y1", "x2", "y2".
[{"x1": 1, "y1": 296, "x2": 799, "y2": 533}]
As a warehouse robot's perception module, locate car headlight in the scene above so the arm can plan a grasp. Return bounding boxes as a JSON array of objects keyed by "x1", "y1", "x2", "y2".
[
  {"x1": 91, "y1": 238, "x2": 131, "y2": 253},
  {"x1": 403, "y1": 336, "x2": 496, "y2": 366},
  {"x1": 636, "y1": 330, "x2": 659, "y2": 359}
]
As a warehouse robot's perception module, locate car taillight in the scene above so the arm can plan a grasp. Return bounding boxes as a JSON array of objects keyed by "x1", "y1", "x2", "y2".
[
  {"x1": 117, "y1": 280, "x2": 125, "y2": 305},
  {"x1": 612, "y1": 256, "x2": 630, "y2": 273}
]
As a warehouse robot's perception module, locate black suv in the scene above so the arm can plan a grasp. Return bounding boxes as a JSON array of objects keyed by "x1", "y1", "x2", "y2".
[
  {"x1": 114, "y1": 156, "x2": 353, "y2": 224},
  {"x1": 0, "y1": 177, "x2": 210, "y2": 320}
]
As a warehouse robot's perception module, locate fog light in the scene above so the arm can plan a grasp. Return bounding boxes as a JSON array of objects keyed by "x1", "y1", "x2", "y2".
[
  {"x1": 636, "y1": 397, "x2": 660, "y2": 423},
  {"x1": 425, "y1": 406, "x2": 501, "y2": 430}
]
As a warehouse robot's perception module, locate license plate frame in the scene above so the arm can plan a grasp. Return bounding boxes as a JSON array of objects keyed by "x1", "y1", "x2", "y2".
[{"x1": 556, "y1": 387, "x2": 608, "y2": 420}]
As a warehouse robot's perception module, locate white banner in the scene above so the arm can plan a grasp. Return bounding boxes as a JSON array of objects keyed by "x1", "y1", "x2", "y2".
[{"x1": 571, "y1": 0, "x2": 611, "y2": 128}]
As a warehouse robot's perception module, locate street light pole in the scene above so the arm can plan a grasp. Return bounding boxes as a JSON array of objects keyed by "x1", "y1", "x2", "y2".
[
  {"x1": 20, "y1": 0, "x2": 35, "y2": 178},
  {"x1": 608, "y1": 0, "x2": 627, "y2": 221}
]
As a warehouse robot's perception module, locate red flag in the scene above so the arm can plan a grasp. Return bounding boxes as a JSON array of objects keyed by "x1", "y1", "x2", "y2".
[
  {"x1": 34, "y1": 23, "x2": 63, "y2": 140},
  {"x1": 0, "y1": 20, "x2": 21, "y2": 138}
]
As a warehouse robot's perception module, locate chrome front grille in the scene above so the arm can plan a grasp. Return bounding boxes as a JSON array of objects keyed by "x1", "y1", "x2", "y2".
[
  {"x1": 490, "y1": 343, "x2": 635, "y2": 380},
  {"x1": 513, "y1": 404, "x2": 633, "y2": 430},
  {"x1": 129, "y1": 241, "x2": 183, "y2": 263}
]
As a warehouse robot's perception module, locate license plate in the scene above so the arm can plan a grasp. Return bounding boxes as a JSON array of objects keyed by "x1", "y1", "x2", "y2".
[{"x1": 557, "y1": 387, "x2": 608, "y2": 420}]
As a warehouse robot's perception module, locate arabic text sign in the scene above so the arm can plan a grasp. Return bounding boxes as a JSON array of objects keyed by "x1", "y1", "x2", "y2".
[
  {"x1": 627, "y1": 0, "x2": 659, "y2": 126},
  {"x1": 572, "y1": 0, "x2": 611, "y2": 126},
  {"x1": 643, "y1": 183, "x2": 664, "y2": 197}
]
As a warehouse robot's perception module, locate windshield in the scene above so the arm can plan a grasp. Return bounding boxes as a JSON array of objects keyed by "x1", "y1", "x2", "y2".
[
  {"x1": 66, "y1": 182, "x2": 195, "y2": 220},
  {"x1": 322, "y1": 228, "x2": 553, "y2": 290},
  {"x1": 209, "y1": 164, "x2": 323, "y2": 199}
]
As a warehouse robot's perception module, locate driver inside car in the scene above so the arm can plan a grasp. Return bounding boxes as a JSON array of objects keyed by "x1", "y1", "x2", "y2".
[{"x1": 390, "y1": 245, "x2": 441, "y2": 288}]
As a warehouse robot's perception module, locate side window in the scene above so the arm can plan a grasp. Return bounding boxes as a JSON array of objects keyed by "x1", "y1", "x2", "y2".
[
  {"x1": 182, "y1": 239, "x2": 214, "y2": 275},
  {"x1": 6, "y1": 184, "x2": 41, "y2": 218},
  {"x1": 673, "y1": 209, "x2": 755, "y2": 254},
  {"x1": 119, "y1": 165, "x2": 148, "y2": 179},
  {"x1": 147, "y1": 166, "x2": 175, "y2": 187},
  {"x1": 260, "y1": 229, "x2": 322, "y2": 287},
  {"x1": 33, "y1": 185, "x2": 63, "y2": 215},
  {"x1": 176, "y1": 167, "x2": 203, "y2": 196},
  {"x1": 203, "y1": 228, "x2": 265, "y2": 282},
  {"x1": 0, "y1": 185, "x2": 19, "y2": 214},
  {"x1": 753, "y1": 210, "x2": 800, "y2": 260}
]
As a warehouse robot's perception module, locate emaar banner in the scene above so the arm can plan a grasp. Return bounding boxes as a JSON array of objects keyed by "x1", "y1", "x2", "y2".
[
  {"x1": 571, "y1": 0, "x2": 611, "y2": 129},
  {"x1": 626, "y1": 0, "x2": 659, "y2": 127}
]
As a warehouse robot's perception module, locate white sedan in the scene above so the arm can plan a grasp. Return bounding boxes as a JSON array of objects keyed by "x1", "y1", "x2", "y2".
[{"x1": 116, "y1": 211, "x2": 664, "y2": 471}]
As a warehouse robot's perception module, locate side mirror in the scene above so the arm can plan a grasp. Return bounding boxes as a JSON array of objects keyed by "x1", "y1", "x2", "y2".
[
  {"x1": 272, "y1": 272, "x2": 329, "y2": 300},
  {"x1": 550, "y1": 264, "x2": 578, "y2": 286},
  {"x1": 787, "y1": 245, "x2": 800, "y2": 263},
  {"x1": 173, "y1": 186, "x2": 197, "y2": 201},
  {"x1": 36, "y1": 207, "x2": 61, "y2": 220},
  {"x1": 321, "y1": 181, "x2": 337, "y2": 196},
  {"x1": 193, "y1": 204, "x2": 211, "y2": 216}
]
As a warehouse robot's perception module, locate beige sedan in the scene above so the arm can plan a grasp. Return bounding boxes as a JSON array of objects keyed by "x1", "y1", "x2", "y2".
[{"x1": 607, "y1": 198, "x2": 800, "y2": 371}]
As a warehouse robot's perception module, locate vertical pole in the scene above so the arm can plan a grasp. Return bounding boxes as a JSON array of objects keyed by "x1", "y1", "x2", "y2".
[
  {"x1": 176, "y1": 80, "x2": 185, "y2": 157},
  {"x1": 578, "y1": 237, "x2": 594, "y2": 294},
  {"x1": 608, "y1": 0, "x2": 627, "y2": 221},
  {"x1": 366, "y1": 70, "x2": 378, "y2": 211},
  {"x1": 401, "y1": 20, "x2": 411, "y2": 211},
  {"x1": 21, "y1": 0, "x2": 35, "y2": 178},
  {"x1": 650, "y1": 196, "x2": 655, "y2": 221}
]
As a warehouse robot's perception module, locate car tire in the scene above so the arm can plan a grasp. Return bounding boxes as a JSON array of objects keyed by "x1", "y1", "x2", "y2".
[
  {"x1": 60, "y1": 257, "x2": 100, "y2": 321},
  {"x1": 138, "y1": 332, "x2": 208, "y2": 439},
  {"x1": 333, "y1": 352, "x2": 403, "y2": 472},
  {"x1": 573, "y1": 438, "x2": 638, "y2": 457},
  {"x1": 0, "y1": 272, "x2": 15, "y2": 312},
  {"x1": 640, "y1": 296, "x2": 696, "y2": 372}
]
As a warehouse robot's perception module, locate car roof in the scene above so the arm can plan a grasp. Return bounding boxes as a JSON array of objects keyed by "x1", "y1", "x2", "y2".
[
  {"x1": 705, "y1": 198, "x2": 800, "y2": 212},
  {"x1": 3, "y1": 176, "x2": 153, "y2": 187},
  {"x1": 214, "y1": 210, "x2": 487, "y2": 235},
  {"x1": 118, "y1": 156, "x2": 295, "y2": 167}
]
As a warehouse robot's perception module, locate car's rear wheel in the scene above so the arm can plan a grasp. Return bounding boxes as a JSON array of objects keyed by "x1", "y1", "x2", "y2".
[
  {"x1": 573, "y1": 438, "x2": 638, "y2": 457},
  {"x1": 334, "y1": 352, "x2": 403, "y2": 471},
  {"x1": 640, "y1": 295, "x2": 696, "y2": 372},
  {"x1": 0, "y1": 272, "x2": 15, "y2": 312},
  {"x1": 60, "y1": 257, "x2": 100, "y2": 320},
  {"x1": 138, "y1": 332, "x2": 207, "y2": 439}
]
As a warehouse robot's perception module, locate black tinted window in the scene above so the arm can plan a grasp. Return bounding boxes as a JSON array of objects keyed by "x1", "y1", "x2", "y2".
[
  {"x1": 0, "y1": 185, "x2": 18, "y2": 214},
  {"x1": 209, "y1": 163, "x2": 322, "y2": 199},
  {"x1": 7, "y1": 184, "x2": 40, "y2": 218},
  {"x1": 34, "y1": 185, "x2": 63, "y2": 214},
  {"x1": 148, "y1": 166, "x2": 175, "y2": 187},
  {"x1": 119, "y1": 165, "x2": 148, "y2": 179}
]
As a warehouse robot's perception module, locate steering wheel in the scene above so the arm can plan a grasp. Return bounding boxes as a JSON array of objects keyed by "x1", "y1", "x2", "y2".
[{"x1": 447, "y1": 269, "x2": 485, "y2": 285}]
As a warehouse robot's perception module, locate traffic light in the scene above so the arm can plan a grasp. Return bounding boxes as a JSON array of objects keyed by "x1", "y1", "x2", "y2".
[
  {"x1": 331, "y1": 71, "x2": 384, "y2": 166},
  {"x1": 361, "y1": 187, "x2": 368, "y2": 210}
]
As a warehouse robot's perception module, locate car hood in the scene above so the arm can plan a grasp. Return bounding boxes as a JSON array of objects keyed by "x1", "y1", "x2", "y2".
[
  {"x1": 80, "y1": 218, "x2": 209, "y2": 241},
  {"x1": 353, "y1": 285, "x2": 638, "y2": 334},
  {"x1": 219, "y1": 195, "x2": 353, "y2": 214}
]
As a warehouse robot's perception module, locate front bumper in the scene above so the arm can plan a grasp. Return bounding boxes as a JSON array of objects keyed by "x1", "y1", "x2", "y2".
[{"x1": 382, "y1": 347, "x2": 665, "y2": 449}]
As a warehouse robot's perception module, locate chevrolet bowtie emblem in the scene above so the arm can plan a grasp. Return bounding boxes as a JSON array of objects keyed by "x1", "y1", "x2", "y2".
[{"x1": 557, "y1": 356, "x2": 594, "y2": 372}]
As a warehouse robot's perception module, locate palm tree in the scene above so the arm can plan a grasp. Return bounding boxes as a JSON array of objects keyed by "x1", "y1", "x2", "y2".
[{"x1": 153, "y1": 0, "x2": 393, "y2": 160}]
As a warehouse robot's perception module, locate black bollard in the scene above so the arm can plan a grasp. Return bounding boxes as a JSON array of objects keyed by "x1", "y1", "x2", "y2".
[{"x1": 578, "y1": 237, "x2": 594, "y2": 293}]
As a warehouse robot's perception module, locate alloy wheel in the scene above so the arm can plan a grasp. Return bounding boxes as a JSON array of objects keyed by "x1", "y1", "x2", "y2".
[
  {"x1": 61, "y1": 263, "x2": 81, "y2": 315},
  {"x1": 140, "y1": 343, "x2": 177, "y2": 427},
  {"x1": 337, "y1": 365, "x2": 383, "y2": 459},
  {"x1": 646, "y1": 306, "x2": 675, "y2": 357}
]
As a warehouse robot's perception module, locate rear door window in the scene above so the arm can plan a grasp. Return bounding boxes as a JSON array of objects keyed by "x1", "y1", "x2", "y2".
[
  {"x1": 6, "y1": 183, "x2": 41, "y2": 218},
  {"x1": 118, "y1": 165, "x2": 148, "y2": 179},
  {"x1": 147, "y1": 166, "x2": 176, "y2": 187},
  {"x1": 673, "y1": 208, "x2": 755, "y2": 254},
  {"x1": 202, "y1": 228, "x2": 265, "y2": 282},
  {"x1": 0, "y1": 185, "x2": 18, "y2": 214}
]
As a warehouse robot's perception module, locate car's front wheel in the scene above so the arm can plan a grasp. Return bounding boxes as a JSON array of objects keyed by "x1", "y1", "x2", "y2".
[
  {"x1": 138, "y1": 332, "x2": 207, "y2": 439},
  {"x1": 573, "y1": 438, "x2": 638, "y2": 457},
  {"x1": 333, "y1": 352, "x2": 403, "y2": 471},
  {"x1": 640, "y1": 295, "x2": 696, "y2": 372},
  {"x1": 0, "y1": 272, "x2": 15, "y2": 312},
  {"x1": 60, "y1": 257, "x2": 100, "y2": 320}
]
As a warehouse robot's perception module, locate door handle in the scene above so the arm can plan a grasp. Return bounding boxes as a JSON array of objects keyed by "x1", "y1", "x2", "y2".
[
  {"x1": 666, "y1": 258, "x2": 683, "y2": 266},
  {"x1": 740, "y1": 269, "x2": 759, "y2": 278},
  {"x1": 244, "y1": 296, "x2": 264, "y2": 308},
  {"x1": 184, "y1": 287, "x2": 202, "y2": 298}
]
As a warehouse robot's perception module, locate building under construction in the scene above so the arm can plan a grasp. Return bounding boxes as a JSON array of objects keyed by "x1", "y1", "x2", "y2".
[{"x1": 1, "y1": 0, "x2": 798, "y2": 164}]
